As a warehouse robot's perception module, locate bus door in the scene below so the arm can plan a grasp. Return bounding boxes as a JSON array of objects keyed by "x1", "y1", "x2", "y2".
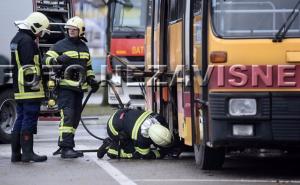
[
  {"x1": 151, "y1": 0, "x2": 166, "y2": 114},
  {"x1": 164, "y1": 0, "x2": 185, "y2": 142},
  {"x1": 192, "y1": 0, "x2": 204, "y2": 147},
  {"x1": 145, "y1": 0, "x2": 154, "y2": 110}
]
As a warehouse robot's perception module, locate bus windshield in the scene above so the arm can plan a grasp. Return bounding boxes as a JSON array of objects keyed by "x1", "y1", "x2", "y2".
[
  {"x1": 211, "y1": 0, "x2": 300, "y2": 38},
  {"x1": 113, "y1": 0, "x2": 147, "y2": 32}
]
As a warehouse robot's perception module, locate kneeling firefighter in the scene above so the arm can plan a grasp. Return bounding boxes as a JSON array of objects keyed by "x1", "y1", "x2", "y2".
[
  {"x1": 10, "y1": 12, "x2": 50, "y2": 163},
  {"x1": 98, "y1": 109, "x2": 173, "y2": 159},
  {"x1": 43, "y1": 16, "x2": 99, "y2": 158}
]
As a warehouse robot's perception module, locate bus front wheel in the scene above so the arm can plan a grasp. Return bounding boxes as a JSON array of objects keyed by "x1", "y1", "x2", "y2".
[{"x1": 194, "y1": 143, "x2": 225, "y2": 170}]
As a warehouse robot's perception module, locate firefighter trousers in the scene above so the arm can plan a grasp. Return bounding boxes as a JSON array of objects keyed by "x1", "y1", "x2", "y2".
[
  {"x1": 12, "y1": 102, "x2": 41, "y2": 134},
  {"x1": 57, "y1": 88, "x2": 83, "y2": 148}
]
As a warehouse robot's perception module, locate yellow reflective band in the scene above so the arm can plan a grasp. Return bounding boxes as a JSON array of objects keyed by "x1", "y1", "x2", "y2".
[
  {"x1": 46, "y1": 50, "x2": 59, "y2": 58},
  {"x1": 87, "y1": 70, "x2": 95, "y2": 77},
  {"x1": 45, "y1": 57, "x2": 52, "y2": 65},
  {"x1": 135, "y1": 147, "x2": 150, "y2": 155},
  {"x1": 63, "y1": 51, "x2": 78, "y2": 58},
  {"x1": 33, "y1": 55, "x2": 40, "y2": 75},
  {"x1": 108, "y1": 112, "x2": 118, "y2": 136},
  {"x1": 107, "y1": 148, "x2": 133, "y2": 158},
  {"x1": 14, "y1": 51, "x2": 21, "y2": 68},
  {"x1": 82, "y1": 82, "x2": 88, "y2": 90},
  {"x1": 152, "y1": 150, "x2": 160, "y2": 158},
  {"x1": 59, "y1": 109, "x2": 64, "y2": 141},
  {"x1": 14, "y1": 91, "x2": 45, "y2": 99},
  {"x1": 108, "y1": 148, "x2": 118, "y2": 155},
  {"x1": 14, "y1": 49, "x2": 43, "y2": 96},
  {"x1": 60, "y1": 80, "x2": 88, "y2": 90},
  {"x1": 60, "y1": 109, "x2": 64, "y2": 126},
  {"x1": 17, "y1": 67, "x2": 24, "y2": 93},
  {"x1": 87, "y1": 60, "x2": 92, "y2": 66},
  {"x1": 60, "y1": 79, "x2": 80, "y2": 87},
  {"x1": 79, "y1": 52, "x2": 90, "y2": 59},
  {"x1": 15, "y1": 51, "x2": 24, "y2": 93},
  {"x1": 79, "y1": 52, "x2": 89, "y2": 57},
  {"x1": 131, "y1": 111, "x2": 152, "y2": 140},
  {"x1": 59, "y1": 126, "x2": 76, "y2": 134}
]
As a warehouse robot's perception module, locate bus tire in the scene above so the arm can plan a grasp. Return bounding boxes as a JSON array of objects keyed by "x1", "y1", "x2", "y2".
[
  {"x1": 0, "y1": 89, "x2": 17, "y2": 143},
  {"x1": 194, "y1": 144, "x2": 225, "y2": 170}
]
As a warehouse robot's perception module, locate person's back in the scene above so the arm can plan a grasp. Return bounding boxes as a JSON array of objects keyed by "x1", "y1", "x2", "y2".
[
  {"x1": 10, "y1": 12, "x2": 49, "y2": 163},
  {"x1": 11, "y1": 29, "x2": 44, "y2": 101},
  {"x1": 98, "y1": 109, "x2": 172, "y2": 159}
]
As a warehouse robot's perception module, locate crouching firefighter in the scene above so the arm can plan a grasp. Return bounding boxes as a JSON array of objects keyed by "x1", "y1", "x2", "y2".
[
  {"x1": 44, "y1": 16, "x2": 99, "y2": 158},
  {"x1": 97, "y1": 109, "x2": 173, "y2": 159},
  {"x1": 10, "y1": 12, "x2": 50, "y2": 162}
]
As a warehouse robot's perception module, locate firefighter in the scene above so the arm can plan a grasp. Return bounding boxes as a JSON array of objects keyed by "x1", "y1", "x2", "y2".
[
  {"x1": 44, "y1": 16, "x2": 99, "y2": 158},
  {"x1": 97, "y1": 109, "x2": 173, "y2": 159},
  {"x1": 10, "y1": 12, "x2": 49, "y2": 162}
]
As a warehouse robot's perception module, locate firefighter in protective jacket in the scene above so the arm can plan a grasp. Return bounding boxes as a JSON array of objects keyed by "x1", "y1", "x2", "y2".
[
  {"x1": 44, "y1": 16, "x2": 99, "y2": 158},
  {"x1": 10, "y1": 12, "x2": 49, "y2": 163},
  {"x1": 97, "y1": 109, "x2": 173, "y2": 159}
]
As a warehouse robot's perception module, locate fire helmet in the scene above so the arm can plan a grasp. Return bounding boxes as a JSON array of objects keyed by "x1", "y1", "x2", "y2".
[
  {"x1": 148, "y1": 124, "x2": 172, "y2": 147},
  {"x1": 64, "y1": 16, "x2": 85, "y2": 38},
  {"x1": 15, "y1": 12, "x2": 50, "y2": 36}
]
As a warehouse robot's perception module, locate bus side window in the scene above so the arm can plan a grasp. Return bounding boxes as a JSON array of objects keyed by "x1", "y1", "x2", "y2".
[
  {"x1": 178, "y1": 0, "x2": 183, "y2": 19},
  {"x1": 154, "y1": 0, "x2": 161, "y2": 29},
  {"x1": 168, "y1": 0, "x2": 177, "y2": 22},
  {"x1": 168, "y1": 0, "x2": 184, "y2": 23},
  {"x1": 147, "y1": 0, "x2": 153, "y2": 26},
  {"x1": 194, "y1": 0, "x2": 202, "y2": 15}
]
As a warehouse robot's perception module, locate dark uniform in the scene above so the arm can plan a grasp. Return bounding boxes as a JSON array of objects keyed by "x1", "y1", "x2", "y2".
[
  {"x1": 44, "y1": 36, "x2": 96, "y2": 150},
  {"x1": 10, "y1": 29, "x2": 47, "y2": 162},
  {"x1": 105, "y1": 109, "x2": 165, "y2": 159},
  {"x1": 11, "y1": 29, "x2": 45, "y2": 132}
]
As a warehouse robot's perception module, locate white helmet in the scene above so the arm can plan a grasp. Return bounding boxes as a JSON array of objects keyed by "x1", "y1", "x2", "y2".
[
  {"x1": 148, "y1": 124, "x2": 172, "y2": 147},
  {"x1": 64, "y1": 16, "x2": 85, "y2": 38},
  {"x1": 15, "y1": 12, "x2": 50, "y2": 36}
]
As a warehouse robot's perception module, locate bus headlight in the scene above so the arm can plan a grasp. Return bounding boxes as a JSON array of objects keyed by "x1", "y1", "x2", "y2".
[{"x1": 229, "y1": 98, "x2": 257, "y2": 116}]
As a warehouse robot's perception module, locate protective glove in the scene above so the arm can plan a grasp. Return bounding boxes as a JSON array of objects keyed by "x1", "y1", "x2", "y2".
[
  {"x1": 88, "y1": 78, "x2": 99, "y2": 93},
  {"x1": 56, "y1": 54, "x2": 71, "y2": 64}
]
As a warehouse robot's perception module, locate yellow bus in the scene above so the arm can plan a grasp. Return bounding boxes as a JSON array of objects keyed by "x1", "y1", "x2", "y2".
[{"x1": 145, "y1": 0, "x2": 300, "y2": 170}]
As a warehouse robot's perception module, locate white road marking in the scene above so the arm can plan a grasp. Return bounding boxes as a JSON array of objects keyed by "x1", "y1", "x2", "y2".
[
  {"x1": 134, "y1": 179, "x2": 300, "y2": 183},
  {"x1": 78, "y1": 145, "x2": 137, "y2": 185}
]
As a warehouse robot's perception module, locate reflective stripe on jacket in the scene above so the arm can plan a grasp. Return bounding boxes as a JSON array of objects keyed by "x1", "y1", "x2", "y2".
[
  {"x1": 10, "y1": 29, "x2": 45, "y2": 102},
  {"x1": 107, "y1": 109, "x2": 159, "y2": 158},
  {"x1": 44, "y1": 37, "x2": 95, "y2": 91}
]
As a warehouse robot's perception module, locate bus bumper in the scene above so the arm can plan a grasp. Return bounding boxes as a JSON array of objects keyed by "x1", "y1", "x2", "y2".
[{"x1": 208, "y1": 92, "x2": 300, "y2": 148}]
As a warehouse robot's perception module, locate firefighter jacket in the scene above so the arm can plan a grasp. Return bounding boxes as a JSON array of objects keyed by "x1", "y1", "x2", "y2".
[
  {"x1": 10, "y1": 29, "x2": 45, "y2": 102},
  {"x1": 107, "y1": 109, "x2": 162, "y2": 159},
  {"x1": 44, "y1": 37, "x2": 95, "y2": 92}
]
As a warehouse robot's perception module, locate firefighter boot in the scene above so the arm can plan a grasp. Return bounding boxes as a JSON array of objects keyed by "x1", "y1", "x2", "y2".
[
  {"x1": 74, "y1": 150, "x2": 84, "y2": 157},
  {"x1": 61, "y1": 147, "x2": 82, "y2": 158},
  {"x1": 97, "y1": 138, "x2": 112, "y2": 159},
  {"x1": 11, "y1": 132, "x2": 22, "y2": 162},
  {"x1": 21, "y1": 132, "x2": 47, "y2": 162}
]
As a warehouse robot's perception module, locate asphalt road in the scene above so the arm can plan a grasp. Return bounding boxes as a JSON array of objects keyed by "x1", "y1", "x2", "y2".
[{"x1": 1, "y1": 116, "x2": 300, "y2": 185}]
